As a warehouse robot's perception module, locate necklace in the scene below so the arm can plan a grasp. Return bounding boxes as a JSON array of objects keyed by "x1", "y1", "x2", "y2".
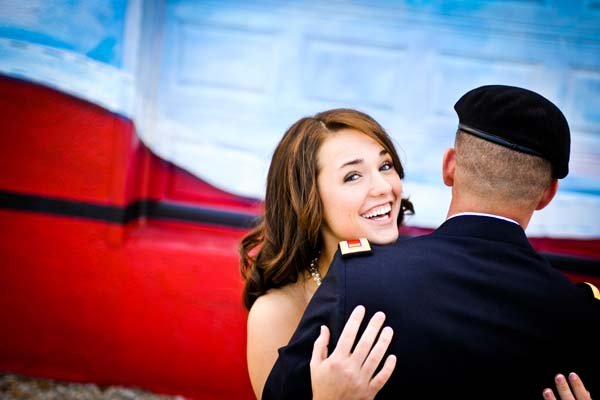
[{"x1": 309, "y1": 255, "x2": 322, "y2": 286}]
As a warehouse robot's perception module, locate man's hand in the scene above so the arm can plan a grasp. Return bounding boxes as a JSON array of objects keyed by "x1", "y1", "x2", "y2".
[{"x1": 543, "y1": 373, "x2": 592, "y2": 400}]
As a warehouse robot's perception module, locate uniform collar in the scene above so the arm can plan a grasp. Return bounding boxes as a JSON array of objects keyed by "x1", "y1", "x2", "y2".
[
  {"x1": 434, "y1": 214, "x2": 532, "y2": 249},
  {"x1": 447, "y1": 212, "x2": 520, "y2": 226}
]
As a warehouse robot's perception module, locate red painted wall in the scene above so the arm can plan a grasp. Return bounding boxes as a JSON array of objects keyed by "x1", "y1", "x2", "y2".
[
  {"x1": 0, "y1": 76, "x2": 259, "y2": 399},
  {"x1": 0, "y1": 76, "x2": 598, "y2": 399}
]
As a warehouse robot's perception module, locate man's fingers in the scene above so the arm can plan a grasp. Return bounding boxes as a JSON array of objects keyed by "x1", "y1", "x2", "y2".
[
  {"x1": 555, "y1": 374, "x2": 576, "y2": 400},
  {"x1": 335, "y1": 305, "x2": 366, "y2": 355},
  {"x1": 351, "y1": 311, "x2": 386, "y2": 364},
  {"x1": 360, "y1": 326, "x2": 394, "y2": 378},
  {"x1": 567, "y1": 373, "x2": 591, "y2": 400},
  {"x1": 368, "y1": 354, "x2": 397, "y2": 394},
  {"x1": 543, "y1": 389, "x2": 558, "y2": 400},
  {"x1": 543, "y1": 373, "x2": 591, "y2": 400}
]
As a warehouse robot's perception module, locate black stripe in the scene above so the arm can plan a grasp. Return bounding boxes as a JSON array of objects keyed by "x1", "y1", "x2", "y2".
[
  {"x1": 0, "y1": 190, "x2": 128, "y2": 222},
  {"x1": 0, "y1": 190, "x2": 258, "y2": 229},
  {"x1": 1, "y1": 190, "x2": 598, "y2": 275},
  {"x1": 144, "y1": 200, "x2": 259, "y2": 228},
  {"x1": 458, "y1": 124, "x2": 544, "y2": 157}
]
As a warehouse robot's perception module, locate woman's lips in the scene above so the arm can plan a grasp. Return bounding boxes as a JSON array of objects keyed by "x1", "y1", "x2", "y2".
[
  {"x1": 360, "y1": 202, "x2": 395, "y2": 225},
  {"x1": 360, "y1": 202, "x2": 392, "y2": 219}
]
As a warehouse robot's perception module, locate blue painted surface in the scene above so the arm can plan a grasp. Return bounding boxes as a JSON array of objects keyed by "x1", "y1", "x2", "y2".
[{"x1": 0, "y1": 0, "x2": 127, "y2": 66}]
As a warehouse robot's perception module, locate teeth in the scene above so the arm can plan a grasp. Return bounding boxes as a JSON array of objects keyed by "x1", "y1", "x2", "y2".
[{"x1": 361, "y1": 204, "x2": 391, "y2": 219}]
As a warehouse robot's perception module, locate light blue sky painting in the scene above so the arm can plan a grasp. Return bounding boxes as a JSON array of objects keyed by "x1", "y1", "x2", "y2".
[
  {"x1": 1, "y1": 0, "x2": 599, "y2": 237},
  {"x1": 0, "y1": 0, "x2": 127, "y2": 66}
]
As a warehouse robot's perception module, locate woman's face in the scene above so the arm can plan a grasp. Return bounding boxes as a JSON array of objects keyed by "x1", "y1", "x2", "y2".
[{"x1": 317, "y1": 128, "x2": 403, "y2": 254}]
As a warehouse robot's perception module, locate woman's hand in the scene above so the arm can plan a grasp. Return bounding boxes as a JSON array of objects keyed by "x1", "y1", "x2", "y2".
[
  {"x1": 543, "y1": 373, "x2": 591, "y2": 400},
  {"x1": 310, "y1": 305, "x2": 396, "y2": 400}
]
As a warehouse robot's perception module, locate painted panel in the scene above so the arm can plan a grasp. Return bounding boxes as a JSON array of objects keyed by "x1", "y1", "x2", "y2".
[
  {"x1": 302, "y1": 38, "x2": 407, "y2": 109},
  {"x1": 148, "y1": 0, "x2": 600, "y2": 237},
  {"x1": 432, "y1": 54, "x2": 541, "y2": 117},
  {"x1": 2, "y1": 0, "x2": 600, "y2": 237},
  {"x1": 567, "y1": 69, "x2": 600, "y2": 129},
  {"x1": 175, "y1": 23, "x2": 278, "y2": 94},
  {"x1": 0, "y1": 0, "x2": 128, "y2": 66}
]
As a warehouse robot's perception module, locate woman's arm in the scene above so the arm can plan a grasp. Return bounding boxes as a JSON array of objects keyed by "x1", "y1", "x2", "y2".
[
  {"x1": 247, "y1": 292, "x2": 301, "y2": 399},
  {"x1": 310, "y1": 305, "x2": 396, "y2": 400}
]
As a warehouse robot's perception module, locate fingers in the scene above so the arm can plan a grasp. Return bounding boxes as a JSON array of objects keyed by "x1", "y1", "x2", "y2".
[
  {"x1": 310, "y1": 325, "x2": 330, "y2": 366},
  {"x1": 310, "y1": 307, "x2": 395, "y2": 399},
  {"x1": 361, "y1": 326, "x2": 394, "y2": 379},
  {"x1": 548, "y1": 373, "x2": 592, "y2": 400},
  {"x1": 555, "y1": 374, "x2": 576, "y2": 400},
  {"x1": 369, "y1": 354, "x2": 397, "y2": 394},
  {"x1": 351, "y1": 311, "x2": 386, "y2": 364},
  {"x1": 567, "y1": 373, "x2": 591, "y2": 400},
  {"x1": 335, "y1": 305, "x2": 366, "y2": 355}
]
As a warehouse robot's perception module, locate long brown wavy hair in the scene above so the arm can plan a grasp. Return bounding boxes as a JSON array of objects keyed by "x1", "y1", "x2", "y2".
[{"x1": 240, "y1": 109, "x2": 413, "y2": 309}]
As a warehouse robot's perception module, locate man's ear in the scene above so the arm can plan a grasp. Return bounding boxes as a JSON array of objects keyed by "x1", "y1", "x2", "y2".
[
  {"x1": 535, "y1": 178, "x2": 558, "y2": 211},
  {"x1": 442, "y1": 148, "x2": 456, "y2": 187}
]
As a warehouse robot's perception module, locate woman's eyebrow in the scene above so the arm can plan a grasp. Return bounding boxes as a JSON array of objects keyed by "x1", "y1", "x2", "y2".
[
  {"x1": 339, "y1": 150, "x2": 388, "y2": 169},
  {"x1": 339, "y1": 158, "x2": 363, "y2": 169}
]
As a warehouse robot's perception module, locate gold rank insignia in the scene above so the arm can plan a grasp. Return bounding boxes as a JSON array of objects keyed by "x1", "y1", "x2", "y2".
[
  {"x1": 339, "y1": 238, "x2": 372, "y2": 257},
  {"x1": 581, "y1": 282, "x2": 600, "y2": 300}
]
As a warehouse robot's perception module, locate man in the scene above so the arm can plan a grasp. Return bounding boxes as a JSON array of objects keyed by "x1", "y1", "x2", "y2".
[{"x1": 263, "y1": 85, "x2": 599, "y2": 399}]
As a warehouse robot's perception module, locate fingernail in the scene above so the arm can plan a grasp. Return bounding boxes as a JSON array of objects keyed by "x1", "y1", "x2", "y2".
[
  {"x1": 320, "y1": 325, "x2": 325, "y2": 333},
  {"x1": 555, "y1": 374, "x2": 566, "y2": 384},
  {"x1": 384, "y1": 326, "x2": 393, "y2": 336},
  {"x1": 569, "y1": 372, "x2": 578, "y2": 381},
  {"x1": 543, "y1": 389, "x2": 552, "y2": 399}
]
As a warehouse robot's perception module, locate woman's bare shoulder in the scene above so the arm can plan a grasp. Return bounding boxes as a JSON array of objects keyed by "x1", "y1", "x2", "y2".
[
  {"x1": 247, "y1": 284, "x2": 307, "y2": 398},
  {"x1": 248, "y1": 285, "x2": 304, "y2": 333}
]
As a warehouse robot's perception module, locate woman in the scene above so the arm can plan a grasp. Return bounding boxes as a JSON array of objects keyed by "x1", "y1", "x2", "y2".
[
  {"x1": 240, "y1": 108, "x2": 591, "y2": 399},
  {"x1": 240, "y1": 108, "x2": 409, "y2": 398}
]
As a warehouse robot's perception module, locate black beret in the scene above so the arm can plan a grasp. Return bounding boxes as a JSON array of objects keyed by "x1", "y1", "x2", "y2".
[{"x1": 454, "y1": 85, "x2": 570, "y2": 178}]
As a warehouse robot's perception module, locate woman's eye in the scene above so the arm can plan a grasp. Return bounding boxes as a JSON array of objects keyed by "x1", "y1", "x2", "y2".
[
  {"x1": 380, "y1": 161, "x2": 394, "y2": 171},
  {"x1": 344, "y1": 173, "x2": 360, "y2": 183}
]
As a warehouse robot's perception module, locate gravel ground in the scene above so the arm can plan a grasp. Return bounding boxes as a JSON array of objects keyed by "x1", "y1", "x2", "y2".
[{"x1": 0, "y1": 374, "x2": 185, "y2": 400}]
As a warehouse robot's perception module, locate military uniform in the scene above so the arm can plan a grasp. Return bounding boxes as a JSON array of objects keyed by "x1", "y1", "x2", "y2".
[{"x1": 264, "y1": 218, "x2": 600, "y2": 399}]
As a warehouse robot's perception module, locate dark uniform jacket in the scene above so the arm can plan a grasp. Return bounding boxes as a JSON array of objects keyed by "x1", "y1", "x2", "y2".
[{"x1": 263, "y1": 215, "x2": 599, "y2": 399}]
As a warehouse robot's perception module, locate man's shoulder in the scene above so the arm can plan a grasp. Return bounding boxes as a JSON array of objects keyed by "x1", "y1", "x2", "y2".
[
  {"x1": 338, "y1": 232, "x2": 441, "y2": 267},
  {"x1": 331, "y1": 234, "x2": 443, "y2": 291}
]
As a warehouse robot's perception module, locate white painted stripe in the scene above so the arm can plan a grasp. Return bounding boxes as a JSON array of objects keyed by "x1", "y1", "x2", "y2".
[{"x1": 0, "y1": 39, "x2": 135, "y2": 118}]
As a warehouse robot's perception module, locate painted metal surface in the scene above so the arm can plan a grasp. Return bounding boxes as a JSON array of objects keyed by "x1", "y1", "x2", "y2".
[
  {"x1": 1, "y1": 1, "x2": 599, "y2": 236},
  {"x1": 0, "y1": 76, "x2": 256, "y2": 399}
]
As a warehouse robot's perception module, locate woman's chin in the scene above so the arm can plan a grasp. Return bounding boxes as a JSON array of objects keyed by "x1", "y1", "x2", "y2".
[{"x1": 366, "y1": 229, "x2": 399, "y2": 245}]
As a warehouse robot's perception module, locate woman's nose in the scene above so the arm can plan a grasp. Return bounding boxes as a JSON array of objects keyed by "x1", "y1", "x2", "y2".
[{"x1": 370, "y1": 173, "x2": 392, "y2": 196}]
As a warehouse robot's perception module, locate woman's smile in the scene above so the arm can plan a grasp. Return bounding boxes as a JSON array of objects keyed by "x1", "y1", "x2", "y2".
[{"x1": 360, "y1": 202, "x2": 393, "y2": 221}]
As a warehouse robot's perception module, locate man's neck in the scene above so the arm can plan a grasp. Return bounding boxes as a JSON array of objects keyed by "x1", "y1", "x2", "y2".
[
  {"x1": 446, "y1": 199, "x2": 532, "y2": 229},
  {"x1": 447, "y1": 211, "x2": 520, "y2": 225}
]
